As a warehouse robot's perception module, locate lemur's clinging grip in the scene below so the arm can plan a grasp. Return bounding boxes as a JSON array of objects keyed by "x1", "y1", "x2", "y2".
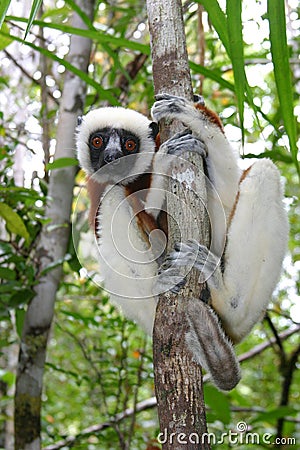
[{"x1": 76, "y1": 94, "x2": 288, "y2": 391}]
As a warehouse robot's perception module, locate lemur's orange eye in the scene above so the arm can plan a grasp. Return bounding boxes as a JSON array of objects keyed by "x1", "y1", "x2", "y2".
[
  {"x1": 125, "y1": 139, "x2": 137, "y2": 152},
  {"x1": 92, "y1": 136, "x2": 103, "y2": 148}
]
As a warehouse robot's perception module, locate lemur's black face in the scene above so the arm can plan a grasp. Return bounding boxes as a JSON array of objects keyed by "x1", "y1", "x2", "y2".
[{"x1": 88, "y1": 127, "x2": 140, "y2": 172}]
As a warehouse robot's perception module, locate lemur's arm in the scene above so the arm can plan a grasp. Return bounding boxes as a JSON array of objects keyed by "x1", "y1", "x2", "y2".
[
  {"x1": 152, "y1": 94, "x2": 288, "y2": 385},
  {"x1": 151, "y1": 94, "x2": 244, "y2": 258},
  {"x1": 152, "y1": 96, "x2": 242, "y2": 211}
]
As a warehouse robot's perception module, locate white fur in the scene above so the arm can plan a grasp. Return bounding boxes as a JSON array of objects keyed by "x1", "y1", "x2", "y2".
[
  {"x1": 185, "y1": 122, "x2": 241, "y2": 257},
  {"x1": 97, "y1": 184, "x2": 158, "y2": 334},
  {"x1": 209, "y1": 159, "x2": 289, "y2": 342}
]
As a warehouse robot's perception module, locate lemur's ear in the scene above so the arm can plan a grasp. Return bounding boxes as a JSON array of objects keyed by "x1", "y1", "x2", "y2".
[{"x1": 149, "y1": 122, "x2": 159, "y2": 140}]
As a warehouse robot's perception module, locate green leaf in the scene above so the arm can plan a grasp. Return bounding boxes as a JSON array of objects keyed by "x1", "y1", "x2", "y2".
[
  {"x1": 60, "y1": 309, "x2": 99, "y2": 326},
  {"x1": 204, "y1": 384, "x2": 231, "y2": 424},
  {"x1": 0, "y1": 202, "x2": 30, "y2": 243},
  {"x1": 189, "y1": 62, "x2": 234, "y2": 92},
  {"x1": 0, "y1": 23, "x2": 13, "y2": 50},
  {"x1": 15, "y1": 308, "x2": 26, "y2": 338},
  {"x1": 63, "y1": 0, "x2": 94, "y2": 29},
  {"x1": 0, "y1": 267, "x2": 16, "y2": 280},
  {"x1": 24, "y1": 0, "x2": 43, "y2": 40},
  {"x1": 0, "y1": 282, "x2": 22, "y2": 294},
  {"x1": 0, "y1": 370, "x2": 15, "y2": 387},
  {"x1": 1, "y1": 186, "x2": 42, "y2": 202},
  {"x1": 0, "y1": 0, "x2": 10, "y2": 28},
  {"x1": 243, "y1": 150, "x2": 293, "y2": 164},
  {"x1": 46, "y1": 362, "x2": 82, "y2": 381},
  {"x1": 6, "y1": 16, "x2": 150, "y2": 55},
  {"x1": 46, "y1": 157, "x2": 78, "y2": 170},
  {"x1": 40, "y1": 254, "x2": 72, "y2": 276},
  {"x1": 10, "y1": 288, "x2": 35, "y2": 307},
  {"x1": 196, "y1": 1, "x2": 260, "y2": 137},
  {"x1": 253, "y1": 406, "x2": 297, "y2": 424},
  {"x1": 40, "y1": 4, "x2": 69, "y2": 22},
  {"x1": 226, "y1": 0, "x2": 245, "y2": 141},
  {"x1": 67, "y1": 235, "x2": 82, "y2": 272},
  {"x1": 267, "y1": 0, "x2": 299, "y2": 176}
]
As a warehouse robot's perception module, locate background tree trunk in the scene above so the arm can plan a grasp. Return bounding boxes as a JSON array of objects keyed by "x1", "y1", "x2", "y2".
[
  {"x1": 147, "y1": 0, "x2": 211, "y2": 449},
  {"x1": 14, "y1": 1, "x2": 95, "y2": 448}
]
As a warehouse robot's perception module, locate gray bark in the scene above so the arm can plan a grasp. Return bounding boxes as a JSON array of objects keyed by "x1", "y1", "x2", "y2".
[{"x1": 14, "y1": 1, "x2": 95, "y2": 449}]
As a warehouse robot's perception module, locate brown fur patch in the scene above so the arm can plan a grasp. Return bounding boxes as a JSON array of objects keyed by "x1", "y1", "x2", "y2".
[
  {"x1": 155, "y1": 133, "x2": 161, "y2": 151},
  {"x1": 228, "y1": 165, "x2": 253, "y2": 227},
  {"x1": 195, "y1": 103, "x2": 224, "y2": 132},
  {"x1": 87, "y1": 177, "x2": 108, "y2": 232},
  {"x1": 124, "y1": 185, "x2": 163, "y2": 245}
]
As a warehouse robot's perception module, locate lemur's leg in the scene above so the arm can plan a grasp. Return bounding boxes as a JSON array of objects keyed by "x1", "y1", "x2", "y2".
[
  {"x1": 151, "y1": 93, "x2": 242, "y2": 256},
  {"x1": 163, "y1": 159, "x2": 288, "y2": 343},
  {"x1": 151, "y1": 94, "x2": 242, "y2": 210},
  {"x1": 213, "y1": 159, "x2": 288, "y2": 342}
]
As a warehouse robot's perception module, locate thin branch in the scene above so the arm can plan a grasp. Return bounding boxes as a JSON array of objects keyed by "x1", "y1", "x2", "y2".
[
  {"x1": 92, "y1": 52, "x2": 148, "y2": 107},
  {"x1": 117, "y1": 52, "x2": 148, "y2": 104},
  {"x1": 239, "y1": 325, "x2": 299, "y2": 363},
  {"x1": 276, "y1": 342, "x2": 300, "y2": 446},
  {"x1": 264, "y1": 313, "x2": 287, "y2": 366},
  {"x1": 197, "y1": 4, "x2": 205, "y2": 94},
  {"x1": 38, "y1": 4, "x2": 51, "y2": 182},
  {"x1": 231, "y1": 406, "x2": 300, "y2": 424}
]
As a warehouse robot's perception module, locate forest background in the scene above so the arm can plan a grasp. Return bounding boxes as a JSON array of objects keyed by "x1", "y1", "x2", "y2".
[{"x1": 0, "y1": 0, "x2": 299, "y2": 449}]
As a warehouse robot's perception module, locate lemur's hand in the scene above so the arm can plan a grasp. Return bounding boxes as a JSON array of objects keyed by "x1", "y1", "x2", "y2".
[{"x1": 160, "y1": 130, "x2": 207, "y2": 158}]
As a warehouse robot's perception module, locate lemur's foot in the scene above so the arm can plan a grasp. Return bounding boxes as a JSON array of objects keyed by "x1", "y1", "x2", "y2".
[
  {"x1": 163, "y1": 239, "x2": 222, "y2": 289},
  {"x1": 162, "y1": 130, "x2": 207, "y2": 158},
  {"x1": 154, "y1": 265, "x2": 186, "y2": 295}
]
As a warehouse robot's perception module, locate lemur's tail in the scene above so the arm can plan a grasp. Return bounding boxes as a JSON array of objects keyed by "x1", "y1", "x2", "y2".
[{"x1": 186, "y1": 297, "x2": 241, "y2": 391}]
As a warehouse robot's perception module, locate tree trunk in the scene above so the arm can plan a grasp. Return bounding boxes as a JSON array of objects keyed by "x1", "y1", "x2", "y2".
[
  {"x1": 14, "y1": 1, "x2": 95, "y2": 449},
  {"x1": 146, "y1": 1, "x2": 211, "y2": 449}
]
